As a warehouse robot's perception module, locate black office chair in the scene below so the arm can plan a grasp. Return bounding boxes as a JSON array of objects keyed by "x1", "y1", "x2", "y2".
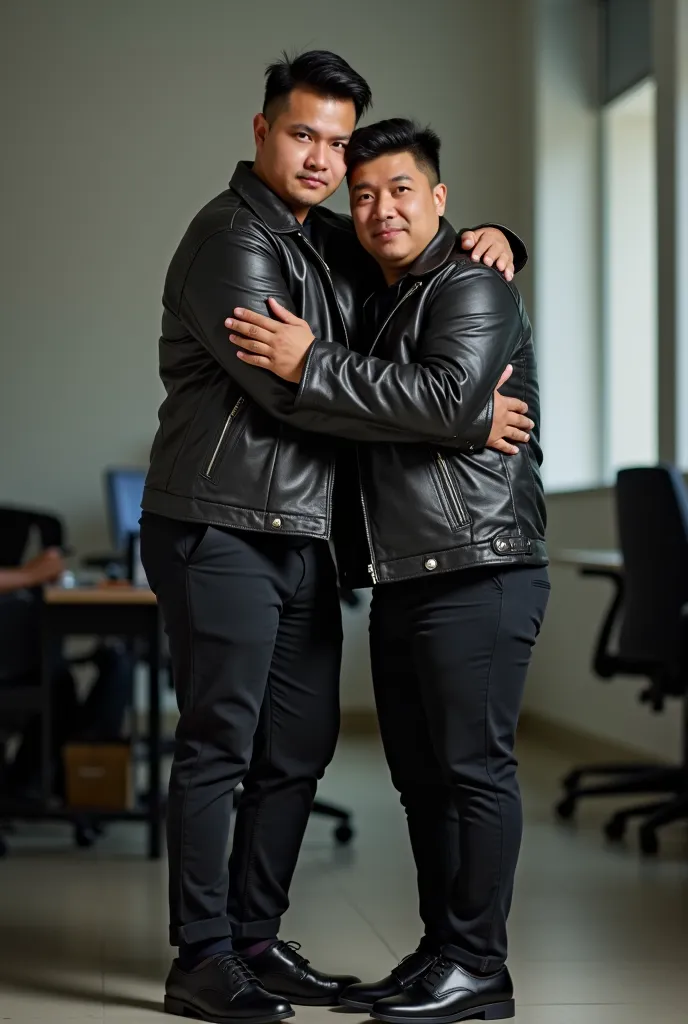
[
  {"x1": 97, "y1": 468, "x2": 355, "y2": 844},
  {"x1": 0, "y1": 509, "x2": 87, "y2": 849},
  {"x1": 555, "y1": 465, "x2": 688, "y2": 855},
  {"x1": 0, "y1": 506, "x2": 63, "y2": 566},
  {"x1": 0, "y1": 507, "x2": 129, "y2": 854}
]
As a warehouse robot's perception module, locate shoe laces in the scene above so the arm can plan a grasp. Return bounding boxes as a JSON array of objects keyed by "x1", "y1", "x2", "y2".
[
  {"x1": 392, "y1": 949, "x2": 435, "y2": 981},
  {"x1": 276, "y1": 940, "x2": 311, "y2": 968},
  {"x1": 216, "y1": 953, "x2": 259, "y2": 989},
  {"x1": 424, "y1": 956, "x2": 454, "y2": 989}
]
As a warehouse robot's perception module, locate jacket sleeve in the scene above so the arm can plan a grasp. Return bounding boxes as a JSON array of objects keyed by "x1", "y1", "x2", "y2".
[
  {"x1": 179, "y1": 227, "x2": 480, "y2": 445},
  {"x1": 294, "y1": 263, "x2": 523, "y2": 448}
]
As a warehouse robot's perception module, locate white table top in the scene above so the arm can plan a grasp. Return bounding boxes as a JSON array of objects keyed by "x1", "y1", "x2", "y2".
[{"x1": 551, "y1": 548, "x2": 622, "y2": 572}]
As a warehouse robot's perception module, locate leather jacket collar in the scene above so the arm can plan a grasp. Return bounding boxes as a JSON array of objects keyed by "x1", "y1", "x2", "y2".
[
  {"x1": 229, "y1": 161, "x2": 304, "y2": 235},
  {"x1": 364, "y1": 219, "x2": 458, "y2": 314},
  {"x1": 407, "y1": 217, "x2": 458, "y2": 277}
]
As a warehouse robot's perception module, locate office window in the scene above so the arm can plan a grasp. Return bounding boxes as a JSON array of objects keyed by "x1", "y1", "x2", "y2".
[{"x1": 602, "y1": 78, "x2": 658, "y2": 477}]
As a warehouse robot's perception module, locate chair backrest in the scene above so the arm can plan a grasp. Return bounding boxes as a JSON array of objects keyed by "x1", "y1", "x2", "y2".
[
  {"x1": 0, "y1": 507, "x2": 64, "y2": 567},
  {"x1": 0, "y1": 507, "x2": 63, "y2": 681},
  {"x1": 104, "y1": 468, "x2": 146, "y2": 552},
  {"x1": 0, "y1": 590, "x2": 41, "y2": 682},
  {"x1": 616, "y1": 465, "x2": 688, "y2": 678}
]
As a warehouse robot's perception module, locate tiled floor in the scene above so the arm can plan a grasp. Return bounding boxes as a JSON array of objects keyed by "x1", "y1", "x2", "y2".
[{"x1": 0, "y1": 731, "x2": 687, "y2": 1022}]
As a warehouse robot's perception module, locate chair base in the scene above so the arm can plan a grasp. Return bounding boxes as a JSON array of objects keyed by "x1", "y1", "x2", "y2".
[
  {"x1": 556, "y1": 763, "x2": 688, "y2": 854},
  {"x1": 311, "y1": 799, "x2": 355, "y2": 845}
]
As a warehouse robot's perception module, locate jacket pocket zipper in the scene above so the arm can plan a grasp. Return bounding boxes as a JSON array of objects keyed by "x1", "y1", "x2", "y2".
[
  {"x1": 434, "y1": 453, "x2": 471, "y2": 532},
  {"x1": 204, "y1": 397, "x2": 245, "y2": 479}
]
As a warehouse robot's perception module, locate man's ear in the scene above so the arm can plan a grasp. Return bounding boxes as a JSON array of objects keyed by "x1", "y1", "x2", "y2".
[
  {"x1": 433, "y1": 183, "x2": 447, "y2": 217},
  {"x1": 254, "y1": 113, "x2": 269, "y2": 151}
]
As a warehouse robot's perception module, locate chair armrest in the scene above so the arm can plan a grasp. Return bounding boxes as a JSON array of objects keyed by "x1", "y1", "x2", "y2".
[{"x1": 581, "y1": 568, "x2": 625, "y2": 679}]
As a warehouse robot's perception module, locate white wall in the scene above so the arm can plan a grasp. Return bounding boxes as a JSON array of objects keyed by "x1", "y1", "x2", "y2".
[
  {"x1": 528, "y1": 0, "x2": 603, "y2": 492},
  {"x1": 0, "y1": 0, "x2": 527, "y2": 710},
  {"x1": 602, "y1": 80, "x2": 658, "y2": 476}
]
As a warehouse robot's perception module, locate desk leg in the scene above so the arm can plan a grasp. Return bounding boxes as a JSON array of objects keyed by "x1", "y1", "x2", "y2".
[
  {"x1": 147, "y1": 611, "x2": 162, "y2": 860},
  {"x1": 40, "y1": 615, "x2": 53, "y2": 804}
]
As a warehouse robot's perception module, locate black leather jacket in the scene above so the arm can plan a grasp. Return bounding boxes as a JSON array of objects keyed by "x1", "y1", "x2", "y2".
[
  {"x1": 143, "y1": 162, "x2": 526, "y2": 542},
  {"x1": 298, "y1": 219, "x2": 548, "y2": 587}
]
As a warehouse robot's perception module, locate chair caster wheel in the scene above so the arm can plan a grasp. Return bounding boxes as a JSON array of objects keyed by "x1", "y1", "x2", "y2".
[
  {"x1": 555, "y1": 797, "x2": 576, "y2": 821},
  {"x1": 334, "y1": 824, "x2": 354, "y2": 845},
  {"x1": 75, "y1": 824, "x2": 97, "y2": 849},
  {"x1": 562, "y1": 771, "x2": 581, "y2": 793},
  {"x1": 639, "y1": 828, "x2": 659, "y2": 856},
  {"x1": 604, "y1": 816, "x2": 626, "y2": 842}
]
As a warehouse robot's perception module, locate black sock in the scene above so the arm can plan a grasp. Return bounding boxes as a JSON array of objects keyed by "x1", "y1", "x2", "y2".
[
  {"x1": 178, "y1": 936, "x2": 233, "y2": 971},
  {"x1": 234, "y1": 938, "x2": 276, "y2": 958}
]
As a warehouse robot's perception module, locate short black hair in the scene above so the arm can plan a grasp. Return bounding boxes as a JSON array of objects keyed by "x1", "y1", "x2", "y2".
[
  {"x1": 346, "y1": 118, "x2": 441, "y2": 185},
  {"x1": 263, "y1": 50, "x2": 372, "y2": 123}
]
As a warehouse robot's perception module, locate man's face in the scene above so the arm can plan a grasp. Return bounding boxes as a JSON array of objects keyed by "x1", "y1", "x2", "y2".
[
  {"x1": 349, "y1": 151, "x2": 447, "y2": 282},
  {"x1": 253, "y1": 86, "x2": 356, "y2": 219}
]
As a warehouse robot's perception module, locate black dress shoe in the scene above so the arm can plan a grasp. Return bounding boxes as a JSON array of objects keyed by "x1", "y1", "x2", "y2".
[
  {"x1": 339, "y1": 946, "x2": 439, "y2": 1010},
  {"x1": 371, "y1": 957, "x2": 514, "y2": 1023},
  {"x1": 164, "y1": 953, "x2": 294, "y2": 1023},
  {"x1": 246, "y1": 940, "x2": 360, "y2": 1006}
]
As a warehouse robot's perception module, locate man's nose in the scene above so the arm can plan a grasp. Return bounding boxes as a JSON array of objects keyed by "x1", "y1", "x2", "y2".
[
  {"x1": 373, "y1": 199, "x2": 396, "y2": 220},
  {"x1": 305, "y1": 144, "x2": 329, "y2": 170}
]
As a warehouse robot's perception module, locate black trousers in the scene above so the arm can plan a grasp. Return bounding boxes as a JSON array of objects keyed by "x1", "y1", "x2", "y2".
[
  {"x1": 140, "y1": 514, "x2": 342, "y2": 946},
  {"x1": 370, "y1": 565, "x2": 549, "y2": 974}
]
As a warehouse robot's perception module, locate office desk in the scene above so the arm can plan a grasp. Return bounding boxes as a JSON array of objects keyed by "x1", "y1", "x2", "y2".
[{"x1": 36, "y1": 585, "x2": 163, "y2": 858}]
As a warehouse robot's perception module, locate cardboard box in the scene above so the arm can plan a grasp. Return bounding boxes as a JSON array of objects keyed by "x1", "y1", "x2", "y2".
[{"x1": 63, "y1": 742, "x2": 133, "y2": 810}]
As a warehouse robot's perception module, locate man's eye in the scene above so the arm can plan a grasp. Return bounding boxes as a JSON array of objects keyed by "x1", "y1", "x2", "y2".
[
  {"x1": 395, "y1": 186, "x2": 410, "y2": 194},
  {"x1": 296, "y1": 132, "x2": 311, "y2": 141},
  {"x1": 332, "y1": 141, "x2": 347, "y2": 150}
]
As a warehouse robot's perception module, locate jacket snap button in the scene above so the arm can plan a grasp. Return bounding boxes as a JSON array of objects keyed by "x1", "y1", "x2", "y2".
[
  {"x1": 271, "y1": 517, "x2": 282, "y2": 529},
  {"x1": 497, "y1": 540, "x2": 507, "y2": 551},
  {"x1": 424, "y1": 558, "x2": 438, "y2": 571}
]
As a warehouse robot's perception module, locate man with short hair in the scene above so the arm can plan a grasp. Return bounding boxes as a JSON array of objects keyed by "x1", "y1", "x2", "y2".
[
  {"x1": 142, "y1": 50, "x2": 530, "y2": 1024},
  {"x1": 228, "y1": 117, "x2": 548, "y2": 1024}
]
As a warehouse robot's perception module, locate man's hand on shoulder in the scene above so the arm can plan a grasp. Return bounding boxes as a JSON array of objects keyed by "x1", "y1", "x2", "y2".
[{"x1": 460, "y1": 227, "x2": 515, "y2": 281}]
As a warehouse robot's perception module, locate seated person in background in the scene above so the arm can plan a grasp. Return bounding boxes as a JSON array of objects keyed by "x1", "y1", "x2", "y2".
[
  {"x1": 0, "y1": 547, "x2": 66, "y2": 595},
  {"x1": 0, "y1": 548, "x2": 132, "y2": 797}
]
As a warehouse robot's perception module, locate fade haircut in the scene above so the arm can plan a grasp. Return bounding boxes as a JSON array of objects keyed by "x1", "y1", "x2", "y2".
[
  {"x1": 346, "y1": 118, "x2": 441, "y2": 185},
  {"x1": 263, "y1": 50, "x2": 372, "y2": 123}
]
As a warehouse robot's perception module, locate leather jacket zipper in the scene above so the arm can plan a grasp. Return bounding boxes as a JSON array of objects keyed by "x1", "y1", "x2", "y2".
[
  {"x1": 368, "y1": 281, "x2": 423, "y2": 356},
  {"x1": 355, "y1": 447, "x2": 378, "y2": 584},
  {"x1": 434, "y1": 452, "x2": 470, "y2": 531},
  {"x1": 296, "y1": 232, "x2": 349, "y2": 349},
  {"x1": 359, "y1": 280, "x2": 424, "y2": 584},
  {"x1": 205, "y1": 397, "x2": 245, "y2": 478}
]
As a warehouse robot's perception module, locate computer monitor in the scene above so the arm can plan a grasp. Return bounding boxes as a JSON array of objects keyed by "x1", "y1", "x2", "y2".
[
  {"x1": 104, "y1": 468, "x2": 146, "y2": 553},
  {"x1": 126, "y1": 531, "x2": 148, "y2": 587}
]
